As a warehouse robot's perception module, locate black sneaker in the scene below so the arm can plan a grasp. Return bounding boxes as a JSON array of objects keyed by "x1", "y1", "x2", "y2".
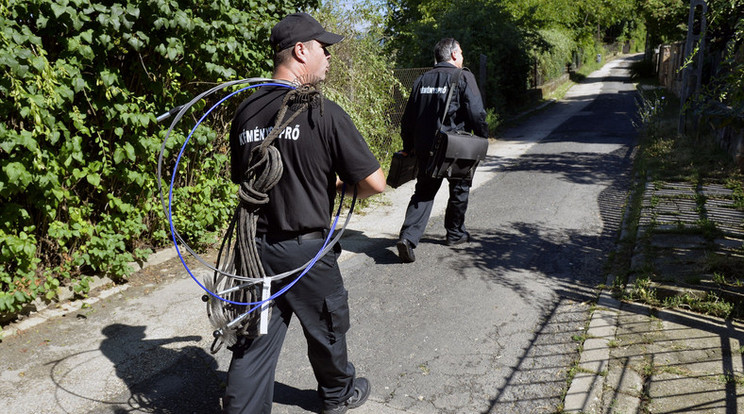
[
  {"x1": 446, "y1": 231, "x2": 471, "y2": 246},
  {"x1": 396, "y1": 239, "x2": 416, "y2": 263},
  {"x1": 322, "y1": 377, "x2": 371, "y2": 414}
]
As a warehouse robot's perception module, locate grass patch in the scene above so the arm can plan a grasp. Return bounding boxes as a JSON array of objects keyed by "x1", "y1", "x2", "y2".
[
  {"x1": 662, "y1": 291, "x2": 734, "y2": 319},
  {"x1": 661, "y1": 365, "x2": 692, "y2": 377},
  {"x1": 727, "y1": 178, "x2": 744, "y2": 210},
  {"x1": 626, "y1": 277, "x2": 659, "y2": 305},
  {"x1": 649, "y1": 219, "x2": 721, "y2": 239},
  {"x1": 642, "y1": 359, "x2": 657, "y2": 377},
  {"x1": 718, "y1": 373, "x2": 744, "y2": 386},
  {"x1": 545, "y1": 78, "x2": 575, "y2": 101},
  {"x1": 633, "y1": 88, "x2": 741, "y2": 183}
]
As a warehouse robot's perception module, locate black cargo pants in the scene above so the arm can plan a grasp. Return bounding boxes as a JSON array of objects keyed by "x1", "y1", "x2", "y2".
[{"x1": 222, "y1": 235, "x2": 355, "y2": 414}]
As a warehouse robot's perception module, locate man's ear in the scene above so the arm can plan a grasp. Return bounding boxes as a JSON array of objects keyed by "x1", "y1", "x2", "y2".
[{"x1": 293, "y1": 42, "x2": 308, "y2": 63}]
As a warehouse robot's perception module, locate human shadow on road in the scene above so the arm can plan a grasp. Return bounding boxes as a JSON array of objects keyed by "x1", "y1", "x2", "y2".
[
  {"x1": 337, "y1": 228, "x2": 403, "y2": 264},
  {"x1": 273, "y1": 381, "x2": 322, "y2": 412},
  {"x1": 98, "y1": 323, "x2": 223, "y2": 413},
  {"x1": 46, "y1": 324, "x2": 224, "y2": 413}
]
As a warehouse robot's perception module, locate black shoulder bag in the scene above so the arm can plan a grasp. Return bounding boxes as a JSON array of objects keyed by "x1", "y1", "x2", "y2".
[{"x1": 425, "y1": 69, "x2": 488, "y2": 180}]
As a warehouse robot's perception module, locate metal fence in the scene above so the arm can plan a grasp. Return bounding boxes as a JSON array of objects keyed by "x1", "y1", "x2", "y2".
[{"x1": 389, "y1": 67, "x2": 430, "y2": 134}]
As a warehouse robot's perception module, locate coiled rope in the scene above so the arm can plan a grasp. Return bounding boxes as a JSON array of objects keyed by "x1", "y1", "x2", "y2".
[{"x1": 156, "y1": 79, "x2": 358, "y2": 353}]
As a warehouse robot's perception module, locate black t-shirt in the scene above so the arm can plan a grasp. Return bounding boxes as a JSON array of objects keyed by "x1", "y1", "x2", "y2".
[{"x1": 229, "y1": 85, "x2": 380, "y2": 234}]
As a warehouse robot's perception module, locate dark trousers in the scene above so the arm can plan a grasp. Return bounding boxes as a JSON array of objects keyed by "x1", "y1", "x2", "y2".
[
  {"x1": 222, "y1": 238, "x2": 355, "y2": 414},
  {"x1": 399, "y1": 171, "x2": 471, "y2": 246}
]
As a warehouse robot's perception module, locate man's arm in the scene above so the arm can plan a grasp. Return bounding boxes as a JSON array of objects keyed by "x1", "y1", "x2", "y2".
[{"x1": 337, "y1": 167, "x2": 386, "y2": 199}]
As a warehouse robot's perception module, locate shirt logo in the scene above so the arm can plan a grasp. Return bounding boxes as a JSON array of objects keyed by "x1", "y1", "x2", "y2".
[
  {"x1": 238, "y1": 124, "x2": 301, "y2": 145},
  {"x1": 420, "y1": 85, "x2": 447, "y2": 95}
]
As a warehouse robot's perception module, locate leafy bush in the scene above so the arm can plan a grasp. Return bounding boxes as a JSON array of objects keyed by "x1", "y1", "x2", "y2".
[
  {"x1": 0, "y1": 0, "x2": 319, "y2": 314},
  {"x1": 535, "y1": 28, "x2": 575, "y2": 82}
]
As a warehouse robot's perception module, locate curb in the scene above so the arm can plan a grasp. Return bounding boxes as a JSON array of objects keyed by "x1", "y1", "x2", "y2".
[
  {"x1": 563, "y1": 291, "x2": 620, "y2": 413},
  {"x1": 1, "y1": 247, "x2": 180, "y2": 339}
]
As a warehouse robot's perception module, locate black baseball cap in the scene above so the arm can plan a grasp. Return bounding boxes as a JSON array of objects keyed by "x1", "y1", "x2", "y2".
[{"x1": 270, "y1": 13, "x2": 344, "y2": 52}]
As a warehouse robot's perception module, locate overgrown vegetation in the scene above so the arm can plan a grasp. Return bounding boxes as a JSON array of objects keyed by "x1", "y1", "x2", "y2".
[
  {"x1": 316, "y1": 0, "x2": 405, "y2": 172},
  {"x1": 691, "y1": 0, "x2": 744, "y2": 114},
  {"x1": 0, "y1": 0, "x2": 401, "y2": 315},
  {"x1": 613, "y1": 74, "x2": 744, "y2": 321}
]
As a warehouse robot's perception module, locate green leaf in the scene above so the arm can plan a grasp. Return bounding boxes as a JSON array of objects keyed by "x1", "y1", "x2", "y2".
[
  {"x1": 154, "y1": 18, "x2": 167, "y2": 30},
  {"x1": 98, "y1": 33, "x2": 112, "y2": 50},
  {"x1": 14, "y1": 290, "x2": 29, "y2": 303},
  {"x1": 136, "y1": 31, "x2": 149, "y2": 45},
  {"x1": 12, "y1": 31, "x2": 28, "y2": 45},
  {"x1": 124, "y1": 142, "x2": 136, "y2": 162},
  {"x1": 127, "y1": 35, "x2": 143, "y2": 51},
  {"x1": 72, "y1": 168, "x2": 85, "y2": 180},
  {"x1": 72, "y1": 76, "x2": 86, "y2": 93},
  {"x1": 49, "y1": 130, "x2": 61, "y2": 145},
  {"x1": 50, "y1": 3, "x2": 67, "y2": 18},
  {"x1": 86, "y1": 172, "x2": 101, "y2": 186},
  {"x1": 57, "y1": 84, "x2": 74, "y2": 102},
  {"x1": 17, "y1": 130, "x2": 38, "y2": 152},
  {"x1": 3, "y1": 162, "x2": 33, "y2": 187},
  {"x1": 30, "y1": 56, "x2": 46, "y2": 72},
  {"x1": 80, "y1": 29, "x2": 93, "y2": 44},
  {"x1": 100, "y1": 70, "x2": 117, "y2": 86},
  {"x1": 114, "y1": 147, "x2": 125, "y2": 164},
  {"x1": 37, "y1": 14, "x2": 49, "y2": 29}
]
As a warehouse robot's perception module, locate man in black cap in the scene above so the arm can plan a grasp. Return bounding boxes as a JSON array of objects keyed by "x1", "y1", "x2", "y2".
[{"x1": 223, "y1": 12, "x2": 385, "y2": 414}]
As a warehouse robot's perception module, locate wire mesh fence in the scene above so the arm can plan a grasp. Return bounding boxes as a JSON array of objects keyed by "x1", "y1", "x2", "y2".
[{"x1": 384, "y1": 67, "x2": 430, "y2": 153}]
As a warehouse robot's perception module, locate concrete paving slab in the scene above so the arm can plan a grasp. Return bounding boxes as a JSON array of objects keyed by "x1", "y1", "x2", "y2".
[
  {"x1": 603, "y1": 355, "x2": 643, "y2": 414},
  {"x1": 647, "y1": 372, "x2": 738, "y2": 413}
]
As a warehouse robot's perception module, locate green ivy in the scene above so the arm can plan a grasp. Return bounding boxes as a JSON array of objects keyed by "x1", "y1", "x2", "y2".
[{"x1": 0, "y1": 0, "x2": 320, "y2": 315}]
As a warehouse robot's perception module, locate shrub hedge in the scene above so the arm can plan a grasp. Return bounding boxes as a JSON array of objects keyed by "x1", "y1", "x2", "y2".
[{"x1": 0, "y1": 0, "x2": 320, "y2": 314}]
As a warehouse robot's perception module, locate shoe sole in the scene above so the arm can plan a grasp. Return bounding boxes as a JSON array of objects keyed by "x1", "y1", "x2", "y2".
[{"x1": 396, "y1": 241, "x2": 415, "y2": 263}]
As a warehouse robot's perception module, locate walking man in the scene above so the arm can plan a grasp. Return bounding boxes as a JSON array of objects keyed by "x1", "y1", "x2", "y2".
[
  {"x1": 224, "y1": 12, "x2": 385, "y2": 414},
  {"x1": 396, "y1": 38, "x2": 489, "y2": 263}
]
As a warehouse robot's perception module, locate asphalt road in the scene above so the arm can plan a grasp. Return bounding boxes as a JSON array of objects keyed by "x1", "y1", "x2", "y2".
[{"x1": 0, "y1": 54, "x2": 640, "y2": 414}]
